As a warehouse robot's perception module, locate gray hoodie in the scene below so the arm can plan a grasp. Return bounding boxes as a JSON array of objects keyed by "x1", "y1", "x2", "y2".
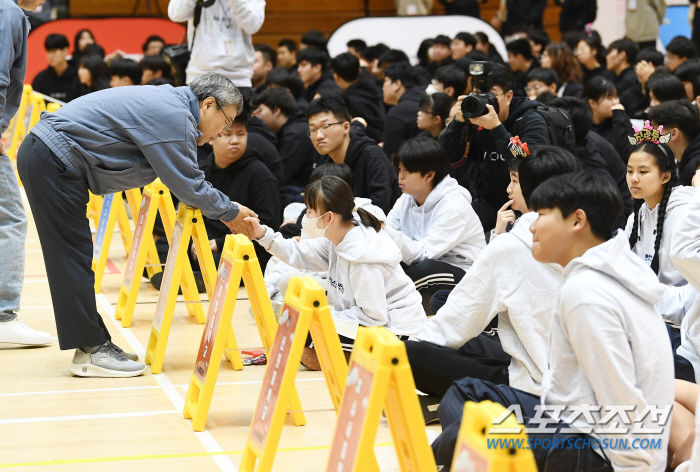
[
  {"x1": 30, "y1": 85, "x2": 238, "y2": 222},
  {"x1": 543, "y1": 232, "x2": 673, "y2": 471},
  {"x1": 258, "y1": 222, "x2": 426, "y2": 337},
  {"x1": 0, "y1": 0, "x2": 29, "y2": 136},
  {"x1": 412, "y1": 211, "x2": 562, "y2": 396}
]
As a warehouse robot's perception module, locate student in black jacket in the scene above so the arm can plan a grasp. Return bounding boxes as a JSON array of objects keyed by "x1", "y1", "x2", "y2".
[
  {"x1": 254, "y1": 88, "x2": 321, "y2": 203},
  {"x1": 297, "y1": 47, "x2": 338, "y2": 104},
  {"x1": 439, "y1": 64, "x2": 550, "y2": 231},
  {"x1": 605, "y1": 39, "x2": 639, "y2": 94},
  {"x1": 32, "y1": 34, "x2": 83, "y2": 103},
  {"x1": 506, "y1": 39, "x2": 541, "y2": 97},
  {"x1": 550, "y1": 97, "x2": 632, "y2": 226},
  {"x1": 306, "y1": 97, "x2": 400, "y2": 213},
  {"x1": 331, "y1": 53, "x2": 385, "y2": 144},
  {"x1": 648, "y1": 100, "x2": 700, "y2": 186},
  {"x1": 584, "y1": 76, "x2": 635, "y2": 163},
  {"x1": 383, "y1": 62, "x2": 425, "y2": 158}
]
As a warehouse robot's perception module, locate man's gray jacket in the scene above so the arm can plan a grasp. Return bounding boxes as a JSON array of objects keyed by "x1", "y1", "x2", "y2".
[{"x1": 0, "y1": 0, "x2": 29, "y2": 135}]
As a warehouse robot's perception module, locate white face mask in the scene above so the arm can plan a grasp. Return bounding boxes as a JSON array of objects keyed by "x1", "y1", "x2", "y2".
[{"x1": 301, "y1": 212, "x2": 330, "y2": 239}]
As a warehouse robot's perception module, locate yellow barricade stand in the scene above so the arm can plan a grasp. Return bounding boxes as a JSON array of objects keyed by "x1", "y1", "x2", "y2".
[
  {"x1": 7, "y1": 85, "x2": 32, "y2": 161},
  {"x1": 92, "y1": 193, "x2": 134, "y2": 293},
  {"x1": 183, "y1": 236, "x2": 313, "y2": 432},
  {"x1": 325, "y1": 327, "x2": 435, "y2": 472},
  {"x1": 114, "y1": 180, "x2": 204, "y2": 327},
  {"x1": 239, "y1": 276, "x2": 350, "y2": 472},
  {"x1": 28, "y1": 92, "x2": 47, "y2": 130},
  {"x1": 86, "y1": 192, "x2": 103, "y2": 228},
  {"x1": 124, "y1": 187, "x2": 162, "y2": 280},
  {"x1": 145, "y1": 204, "x2": 219, "y2": 374},
  {"x1": 46, "y1": 102, "x2": 61, "y2": 113},
  {"x1": 450, "y1": 400, "x2": 537, "y2": 472}
]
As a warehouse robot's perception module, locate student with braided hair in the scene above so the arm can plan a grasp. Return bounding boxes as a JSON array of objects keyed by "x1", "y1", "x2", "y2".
[{"x1": 625, "y1": 128, "x2": 697, "y2": 381}]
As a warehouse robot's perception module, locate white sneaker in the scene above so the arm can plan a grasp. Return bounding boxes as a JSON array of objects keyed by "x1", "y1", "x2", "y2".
[
  {"x1": 0, "y1": 318, "x2": 53, "y2": 346},
  {"x1": 69, "y1": 342, "x2": 146, "y2": 378}
]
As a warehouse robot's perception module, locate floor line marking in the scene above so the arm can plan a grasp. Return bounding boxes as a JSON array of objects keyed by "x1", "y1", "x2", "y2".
[
  {"x1": 0, "y1": 409, "x2": 178, "y2": 425},
  {"x1": 96, "y1": 293, "x2": 237, "y2": 472}
]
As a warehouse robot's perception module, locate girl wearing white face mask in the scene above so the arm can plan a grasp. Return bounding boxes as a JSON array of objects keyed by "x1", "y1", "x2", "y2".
[{"x1": 245, "y1": 175, "x2": 426, "y2": 370}]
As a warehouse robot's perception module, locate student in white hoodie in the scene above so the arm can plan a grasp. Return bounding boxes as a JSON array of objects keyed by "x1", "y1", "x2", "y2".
[
  {"x1": 246, "y1": 175, "x2": 425, "y2": 370},
  {"x1": 406, "y1": 145, "x2": 581, "y2": 423},
  {"x1": 432, "y1": 173, "x2": 674, "y2": 471},
  {"x1": 168, "y1": 0, "x2": 265, "y2": 87},
  {"x1": 626, "y1": 139, "x2": 697, "y2": 382},
  {"x1": 385, "y1": 137, "x2": 485, "y2": 298}
]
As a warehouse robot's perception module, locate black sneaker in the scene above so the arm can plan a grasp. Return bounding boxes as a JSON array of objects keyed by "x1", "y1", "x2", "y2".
[{"x1": 419, "y1": 394, "x2": 441, "y2": 425}]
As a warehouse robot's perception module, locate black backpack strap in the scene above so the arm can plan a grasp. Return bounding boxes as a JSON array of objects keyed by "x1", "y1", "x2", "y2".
[{"x1": 191, "y1": 0, "x2": 214, "y2": 48}]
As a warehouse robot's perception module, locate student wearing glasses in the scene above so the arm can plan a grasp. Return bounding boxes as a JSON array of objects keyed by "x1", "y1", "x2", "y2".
[
  {"x1": 16, "y1": 73, "x2": 259, "y2": 378},
  {"x1": 306, "y1": 97, "x2": 400, "y2": 213}
]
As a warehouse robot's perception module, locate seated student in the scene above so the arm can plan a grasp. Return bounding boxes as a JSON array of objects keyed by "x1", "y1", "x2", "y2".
[
  {"x1": 622, "y1": 48, "x2": 665, "y2": 118},
  {"x1": 585, "y1": 76, "x2": 635, "y2": 162},
  {"x1": 648, "y1": 72, "x2": 688, "y2": 107},
  {"x1": 507, "y1": 38, "x2": 540, "y2": 97},
  {"x1": 254, "y1": 88, "x2": 320, "y2": 203},
  {"x1": 450, "y1": 32, "x2": 476, "y2": 61},
  {"x1": 625, "y1": 136, "x2": 697, "y2": 381},
  {"x1": 139, "y1": 55, "x2": 173, "y2": 86},
  {"x1": 252, "y1": 44, "x2": 276, "y2": 97},
  {"x1": 605, "y1": 38, "x2": 640, "y2": 93},
  {"x1": 297, "y1": 47, "x2": 337, "y2": 103},
  {"x1": 77, "y1": 54, "x2": 110, "y2": 95},
  {"x1": 432, "y1": 172, "x2": 674, "y2": 471},
  {"x1": 427, "y1": 35, "x2": 453, "y2": 74},
  {"x1": 528, "y1": 29, "x2": 550, "y2": 58},
  {"x1": 674, "y1": 59, "x2": 700, "y2": 102},
  {"x1": 154, "y1": 110, "x2": 282, "y2": 286},
  {"x1": 300, "y1": 29, "x2": 328, "y2": 54},
  {"x1": 346, "y1": 39, "x2": 366, "y2": 58},
  {"x1": 540, "y1": 42, "x2": 583, "y2": 98},
  {"x1": 385, "y1": 137, "x2": 485, "y2": 300},
  {"x1": 432, "y1": 65, "x2": 466, "y2": 99},
  {"x1": 142, "y1": 35, "x2": 165, "y2": 56},
  {"x1": 406, "y1": 145, "x2": 581, "y2": 420},
  {"x1": 109, "y1": 58, "x2": 141, "y2": 87},
  {"x1": 330, "y1": 52, "x2": 385, "y2": 144},
  {"x1": 306, "y1": 97, "x2": 399, "y2": 213},
  {"x1": 666, "y1": 36, "x2": 699, "y2": 73},
  {"x1": 417, "y1": 93, "x2": 453, "y2": 139},
  {"x1": 247, "y1": 175, "x2": 425, "y2": 369},
  {"x1": 266, "y1": 66, "x2": 307, "y2": 108},
  {"x1": 550, "y1": 97, "x2": 632, "y2": 226},
  {"x1": 383, "y1": 62, "x2": 424, "y2": 157},
  {"x1": 474, "y1": 31, "x2": 504, "y2": 63},
  {"x1": 276, "y1": 39, "x2": 297, "y2": 71},
  {"x1": 576, "y1": 31, "x2": 612, "y2": 84},
  {"x1": 524, "y1": 67, "x2": 558, "y2": 101},
  {"x1": 649, "y1": 100, "x2": 700, "y2": 186},
  {"x1": 32, "y1": 34, "x2": 83, "y2": 103}
]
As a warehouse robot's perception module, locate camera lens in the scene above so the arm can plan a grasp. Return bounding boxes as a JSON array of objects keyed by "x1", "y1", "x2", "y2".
[{"x1": 462, "y1": 95, "x2": 487, "y2": 119}]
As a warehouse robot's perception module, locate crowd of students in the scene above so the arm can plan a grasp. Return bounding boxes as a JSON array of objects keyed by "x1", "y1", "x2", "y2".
[{"x1": 22, "y1": 15, "x2": 700, "y2": 470}]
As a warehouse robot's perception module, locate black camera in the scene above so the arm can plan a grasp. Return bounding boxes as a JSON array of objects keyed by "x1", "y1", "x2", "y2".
[{"x1": 461, "y1": 61, "x2": 500, "y2": 119}]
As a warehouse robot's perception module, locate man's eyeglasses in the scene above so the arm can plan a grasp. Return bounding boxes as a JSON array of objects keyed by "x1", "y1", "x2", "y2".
[
  {"x1": 307, "y1": 121, "x2": 346, "y2": 137},
  {"x1": 216, "y1": 99, "x2": 234, "y2": 132}
]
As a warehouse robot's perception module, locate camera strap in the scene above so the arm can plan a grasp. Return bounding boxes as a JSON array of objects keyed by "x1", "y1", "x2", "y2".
[
  {"x1": 191, "y1": 0, "x2": 215, "y2": 48},
  {"x1": 450, "y1": 134, "x2": 472, "y2": 168}
]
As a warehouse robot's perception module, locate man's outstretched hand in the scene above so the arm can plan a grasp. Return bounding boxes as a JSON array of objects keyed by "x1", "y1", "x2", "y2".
[{"x1": 222, "y1": 203, "x2": 258, "y2": 240}]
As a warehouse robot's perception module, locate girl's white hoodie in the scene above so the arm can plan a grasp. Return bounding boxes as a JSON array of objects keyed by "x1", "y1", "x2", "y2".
[
  {"x1": 411, "y1": 211, "x2": 561, "y2": 396},
  {"x1": 625, "y1": 186, "x2": 698, "y2": 324},
  {"x1": 168, "y1": 0, "x2": 265, "y2": 86},
  {"x1": 544, "y1": 232, "x2": 673, "y2": 471},
  {"x1": 258, "y1": 222, "x2": 425, "y2": 337},
  {"x1": 384, "y1": 175, "x2": 486, "y2": 272}
]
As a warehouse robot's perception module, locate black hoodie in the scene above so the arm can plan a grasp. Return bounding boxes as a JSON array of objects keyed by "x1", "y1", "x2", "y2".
[
  {"x1": 679, "y1": 132, "x2": 700, "y2": 186},
  {"x1": 246, "y1": 115, "x2": 285, "y2": 185},
  {"x1": 200, "y1": 148, "x2": 282, "y2": 270},
  {"x1": 277, "y1": 109, "x2": 320, "y2": 188},
  {"x1": 576, "y1": 131, "x2": 632, "y2": 227},
  {"x1": 440, "y1": 96, "x2": 549, "y2": 210},
  {"x1": 345, "y1": 69, "x2": 386, "y2": 143},
  {"x1": 613, "y1": 67, "x2": 639, "y2": 94},
  {"x1": 590, "y1": 109, "x2": 635, "y2": 163},
  {"x1": 384, "y1": 85, "x2": 425, "y2": 157},
  {"x1": 32, "y1": 63, "x2": 83, "y2": 103}
]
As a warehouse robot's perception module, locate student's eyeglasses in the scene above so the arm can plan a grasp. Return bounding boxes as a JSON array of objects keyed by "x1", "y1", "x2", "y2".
[
  {"x1": 216, "y1": 99, "x2": 234, "y2": 132},
  {"x1": 307, "y1": 121, "x2": 347, "y2": 137},
  {"x1": 524, "y1": 84, "x2": 545, "y2": 94}
]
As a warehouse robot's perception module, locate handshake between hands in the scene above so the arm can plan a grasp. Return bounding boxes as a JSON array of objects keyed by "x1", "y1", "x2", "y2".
[{"x1": 221, "y1": 202, "x2": 266, "y2": 241}]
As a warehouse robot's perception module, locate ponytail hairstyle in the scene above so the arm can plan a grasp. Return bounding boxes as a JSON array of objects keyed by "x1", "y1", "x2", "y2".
[
  {"x1": 304, "y1": 176, "x2": 382, "y2": 232},
  {"x1": 628, "y1": 141, "x2": 679, "y2": 274}
]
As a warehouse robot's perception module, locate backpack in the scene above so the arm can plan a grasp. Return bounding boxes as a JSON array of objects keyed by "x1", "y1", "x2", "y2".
[{"x1": 518, "y1": 105, "x2": 578, "y2": 157}]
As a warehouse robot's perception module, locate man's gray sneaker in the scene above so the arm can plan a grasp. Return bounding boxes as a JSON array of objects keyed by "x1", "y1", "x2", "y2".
[
  {"x1": 106, "y1": 340, "x2": 138, "y2": 361},
  {"x1": 69, "y1": 342, "x2": 146, "y2": 378}
]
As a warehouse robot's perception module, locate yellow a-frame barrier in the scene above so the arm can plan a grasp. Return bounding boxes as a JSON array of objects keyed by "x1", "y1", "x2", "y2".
[
  {"x1": 124, "y1": 187, "x2": 162, "y2": 281},
  {"x1": 240, "y1": 276, "x2": 351, "y2": 472},
  {"x1": 114, "y1": 180, "x2": 205, "y2": 327},
  {"x1": 6, "y1": 85, "x2": 32, "y2": 161},
  {"x1": 183, "y1": 236, "x2": 315, "y2": 433},
  {"x1": 146, "y1": 204, "x2": 221, "y2": 374},
  {"x1": 92, "y1": 193, "x2": 133, "y2": 293},
  {"x1": 451, "y1": 400, "x2": 537, "y2": 471},
  {"x1": 325, "y1": 327, "x2": 434, "y2": 472}
]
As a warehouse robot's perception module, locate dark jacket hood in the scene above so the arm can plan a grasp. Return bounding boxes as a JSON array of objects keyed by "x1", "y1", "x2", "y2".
[
  {"x1": 247, "y1": 115, "x2": 278, "y2": 147},
  {"x1": 348, "y1": 69, "x2": 383, "y2": 102},
  {"x1": 503, "y1": 96, "x2": 541, "y2": 127}
]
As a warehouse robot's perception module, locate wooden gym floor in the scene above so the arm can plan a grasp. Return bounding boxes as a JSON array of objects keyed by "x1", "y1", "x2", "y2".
[{"x1": 0, "y1": 191, "x2": 441, "y2": 471}]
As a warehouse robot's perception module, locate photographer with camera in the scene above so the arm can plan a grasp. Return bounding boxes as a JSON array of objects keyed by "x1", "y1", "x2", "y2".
[
  {"x1": 440, "y1": 62, "x2": 550, "y2": 231},
  {"x1": 168, "y1": 0, "x2": 265, "y2": 88}
]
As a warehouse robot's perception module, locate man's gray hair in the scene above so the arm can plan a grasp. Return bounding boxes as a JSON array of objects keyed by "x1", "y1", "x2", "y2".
[{"x1": 190, "y1": 72, "x2": 243, "y2": 115}]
